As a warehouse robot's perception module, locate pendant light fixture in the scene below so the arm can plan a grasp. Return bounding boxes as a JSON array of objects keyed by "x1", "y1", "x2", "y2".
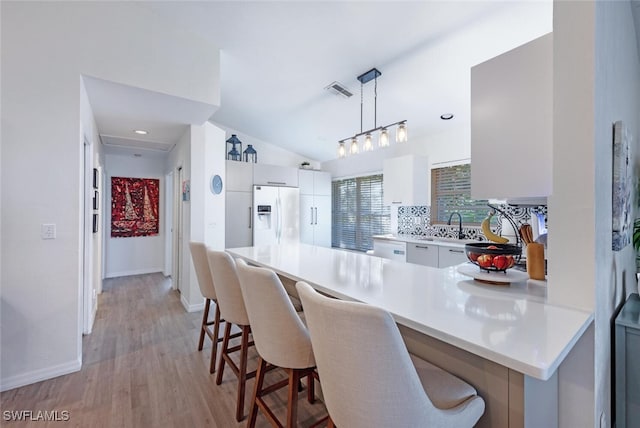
[{"x1": 337, "y1": 67, "x2": 407, "y2": 158}]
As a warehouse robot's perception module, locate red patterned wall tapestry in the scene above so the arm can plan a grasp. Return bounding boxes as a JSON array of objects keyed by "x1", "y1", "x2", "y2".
[{"x1": 111, "y1": 177, "x2": 160, "y2": 238}]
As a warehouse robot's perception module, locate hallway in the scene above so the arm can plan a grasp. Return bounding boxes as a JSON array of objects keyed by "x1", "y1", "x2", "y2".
[{"x1": 1, "y1": 273, "x2": 326, "y2": 427}]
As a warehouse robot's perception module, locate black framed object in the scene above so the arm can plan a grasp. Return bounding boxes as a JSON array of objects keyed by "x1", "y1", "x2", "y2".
[
  {"x1": 93, "y1": 190, "x2": 99, "y2": 210},
  {"x1": 93, "y1": 168, "x2": 99, "y2": 189},
  {"x1": 92, "y1": 213, "x2": 99, "y2": 233}
]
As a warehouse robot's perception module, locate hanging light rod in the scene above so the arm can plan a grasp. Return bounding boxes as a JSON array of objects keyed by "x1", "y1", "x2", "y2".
[
  {"x1": 337, "y1": 67, "x2": 408, "y2": 158},
  {"x1": 338, "y1": 120, "x2": 407, "y2": 142}
]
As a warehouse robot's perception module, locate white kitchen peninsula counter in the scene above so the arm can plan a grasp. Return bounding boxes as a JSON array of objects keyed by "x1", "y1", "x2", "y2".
[
  {"x1": 227, "y1": 243, "x2": 592, "y2": 381},
  {"x1": 228, "y1": 243, "x2": 593, "y2": 428}
]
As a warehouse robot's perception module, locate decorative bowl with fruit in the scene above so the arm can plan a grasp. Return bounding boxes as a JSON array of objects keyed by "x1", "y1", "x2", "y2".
[{"x1": 464, "y1": 243, "x2": 522, "y2": 273}]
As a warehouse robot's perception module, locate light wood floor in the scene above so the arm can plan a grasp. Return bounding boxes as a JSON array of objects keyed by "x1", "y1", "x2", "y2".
[{"x1": 0, "y1": 273, "x2": 328, "y2": 427}]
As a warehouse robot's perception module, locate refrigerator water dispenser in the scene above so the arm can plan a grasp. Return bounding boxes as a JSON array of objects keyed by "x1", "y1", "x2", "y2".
[{"x1": 256, "y1": 205, "x2": 272, "y2": 230}]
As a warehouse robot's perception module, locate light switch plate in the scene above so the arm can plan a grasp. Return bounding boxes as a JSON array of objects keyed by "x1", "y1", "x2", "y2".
[{"x1": 41, "y1": 223, "x2": 56, "y2": 239}]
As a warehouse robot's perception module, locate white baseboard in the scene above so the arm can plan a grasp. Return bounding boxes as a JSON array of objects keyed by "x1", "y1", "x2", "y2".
[
  {"x1": 104, "y1": 268, "x2": 163, "y2": 278},
  {"x1": 180, "y1": 295, "x2": 204, "y2": 313},
  {"x1": 0, "y1": 358, "x2": 81, "y2": 392}
]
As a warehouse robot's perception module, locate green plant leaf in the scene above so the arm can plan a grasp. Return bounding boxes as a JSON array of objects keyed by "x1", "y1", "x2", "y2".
[{"x1": 633, "y1": 218, "x2": 640, "y2": 251}]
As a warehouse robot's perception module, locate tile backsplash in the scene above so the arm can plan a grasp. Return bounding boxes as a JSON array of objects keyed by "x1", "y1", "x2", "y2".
[{"x1": 397, "y1": 205, "x2": 548, "y2": 242}]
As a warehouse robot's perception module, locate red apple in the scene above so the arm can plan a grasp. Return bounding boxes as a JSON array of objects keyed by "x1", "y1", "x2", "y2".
[
  {"x1": 469, "y1": 252, "x2": 480, "y2": 262},
  {"x1": 477, "y1": 254, "x2": 494, "y2": 269},
  {"x1": 492, "y1": 255, "x2": 509, "y2": 270},
  {"x1": 487, "y1": 245, "x2": 499, "y2": 250},
  {"x1": 506, "y1": 255, "x2": 515, "y2": 268}
]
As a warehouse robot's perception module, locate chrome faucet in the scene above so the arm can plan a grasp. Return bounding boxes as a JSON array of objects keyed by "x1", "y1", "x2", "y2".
[{"x1": 447, "y1": 212, "x2": 465, "y2": 240}]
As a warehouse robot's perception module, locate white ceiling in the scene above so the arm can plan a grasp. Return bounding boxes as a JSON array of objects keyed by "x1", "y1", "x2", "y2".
[{"x1": 88, "y1": 1, "x2": 553, "y2": 162}]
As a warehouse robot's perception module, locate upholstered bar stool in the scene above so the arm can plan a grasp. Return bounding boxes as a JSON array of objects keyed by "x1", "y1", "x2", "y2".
[
  {"x1": 189, "y1": 241, "x2": 239, "y2": 373},
  {"x1": 206, "y1": 249, "x2": 256, "y2": 422},
  {"x1": 296, "y1": 281, "x2": 486, "y2": 428},
  {"x1": 235, "y1": 258, "x2": 319, "y2": 428}
]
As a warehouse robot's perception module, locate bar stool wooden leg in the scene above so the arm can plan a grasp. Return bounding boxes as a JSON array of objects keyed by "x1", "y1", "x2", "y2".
[
  {"x1": 247, "y1": 357, "x2": 267, "y2": 428},
  {"x1": 198, "y1": 298, "x2": 211, "y2": 351},
  {"x1": 209, "y1": 303, "x2": 221, "y2": 374},
  {"x1": 236, "y1": 325, "x2": 250, "y2": 422},
  {"x1": 328, "y1": 416, "x2": 336, "y2": 428},
  {"x1": 307, "y1": 372, "x2": 315, "y2": 404},
  {"x1": 286, "y1": 369, "x2": 300, "y2": 428},
  {"x1": 216, "y1": 322, "x2": 232, "y2": 385}
]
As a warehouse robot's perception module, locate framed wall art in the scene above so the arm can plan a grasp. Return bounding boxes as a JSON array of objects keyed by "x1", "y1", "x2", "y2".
[
  {"x1": 612, "y1": 120, "x2": 632, "y2": 251},
  {"x1": 111, "y1": 177, "x2": 160, "y2": 238},
  {"x1": 93, "y1": 168, "x2": 99, "y2": 189}
]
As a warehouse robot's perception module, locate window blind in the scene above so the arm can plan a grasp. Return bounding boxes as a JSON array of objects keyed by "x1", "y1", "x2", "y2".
[
  {"x1": 431, "y1": 164, "x2": 488, "y2": 224},
  {"x1": 332, "y1": 174, "x2": 390, "y2": 252}
]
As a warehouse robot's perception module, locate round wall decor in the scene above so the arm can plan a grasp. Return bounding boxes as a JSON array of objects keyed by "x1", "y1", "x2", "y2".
[{"x1": 211, "y1": 174, "x2": 223, "y2": 194}]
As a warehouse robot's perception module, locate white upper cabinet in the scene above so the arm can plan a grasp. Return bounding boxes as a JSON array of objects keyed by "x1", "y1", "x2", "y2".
[
  {"x1": 299, "y1": 169, "x2": 331, "y2": 196},
  {"x1": 471, "y1": 33, "x2": 553, "y2": 200},
  {"x1": 383, "y1": 155, "x2": 430, "y2": 206},
  {"x1": 253, "y1": 163, "x2": 299, "y2": 187},
  {"x1": 226, "y1": 160, "x2": 254, "y2": 192}
]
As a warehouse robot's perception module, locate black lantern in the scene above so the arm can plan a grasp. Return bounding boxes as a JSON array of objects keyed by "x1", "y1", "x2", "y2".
[
  {"x1": 226, "y1": 134, "x2": 242, "y2": 161},
  {"x1": 243, "y1": 144, "x2": 257, "y2": 163}
]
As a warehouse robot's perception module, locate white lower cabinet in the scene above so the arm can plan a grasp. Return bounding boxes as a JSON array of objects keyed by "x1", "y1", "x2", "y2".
[
  {"x1": 406, "y1": 242, "x2": 467, "y2": 268},
  {"x1": 225, "y1": 191, "x2": 252, "y2": 248},
  {"x1": 300, "y1": 194, "x2": 331, "y2": 247},
  {"x1": 406, "y1": 243, "x2": 439, "y2": 267},
  {"x1": 438, "y1": 245, "x2": 467, "y2": 268}
]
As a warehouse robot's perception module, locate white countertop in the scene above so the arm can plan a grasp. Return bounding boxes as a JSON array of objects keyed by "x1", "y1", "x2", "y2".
[
  {"x1": 227, "y1": 243, "x2": 593, "y2": 381},
  {"x1": 373, "y1": 234, "x2": 477, "y2": 248}
]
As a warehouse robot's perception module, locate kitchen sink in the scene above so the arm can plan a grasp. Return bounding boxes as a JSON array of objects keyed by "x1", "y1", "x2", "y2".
[{"x1": 416, "y1": 236, "x2": 479, "y2": 244}]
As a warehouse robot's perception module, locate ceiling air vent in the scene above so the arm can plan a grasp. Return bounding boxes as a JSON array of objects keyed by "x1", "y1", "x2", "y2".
[{"x1": 325, "y1": 81, "x2": 353, "y2": 98}]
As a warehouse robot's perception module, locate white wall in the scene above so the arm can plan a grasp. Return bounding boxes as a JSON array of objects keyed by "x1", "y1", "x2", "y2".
[
  {"x1": 165, "y1": 123, "x2": 226, "y2": 312},
  {"x1": 0, "y1": 2, "x2": 220, "y2": 391},
  {"x1": 593, "y1": 1, "x2": 640, "y2": 426},
  {"x1": 103, "y1": 154, "x2": 166, "y2": 278},
  {"x1": 79, "y1": 77, "x2": 104, "y2": 332},
  {"x1": 166, "y1": 129, "x2": 192, "y2": 307},
  {"x1": 551, "y1": 1, "x2": 640, "y2": 426},
  {"x1": 321, "y1": 127, "x2": 470, "y2": 178}
]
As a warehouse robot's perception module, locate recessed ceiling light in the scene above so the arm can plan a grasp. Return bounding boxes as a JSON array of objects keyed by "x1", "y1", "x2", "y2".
[
  {"x1": 440, "y1": 114, "x2": 454, "y2": 120},
  {"x1": 133, "y1": 129, "x2": 148, "y2": 135}
]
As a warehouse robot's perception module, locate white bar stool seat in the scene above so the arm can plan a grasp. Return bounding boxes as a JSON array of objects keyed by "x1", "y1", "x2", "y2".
[{"x1": 296, "y1": 281, "x2": 485, "y2": 428}]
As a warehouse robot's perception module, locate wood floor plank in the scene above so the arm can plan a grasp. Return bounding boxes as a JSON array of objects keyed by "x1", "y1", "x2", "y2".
[{"x1": 0, "y1": 273, "x2": 327, "y2": 427}]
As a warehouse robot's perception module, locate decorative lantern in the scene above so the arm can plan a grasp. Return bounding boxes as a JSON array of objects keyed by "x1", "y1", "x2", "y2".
[
  {"x1": 226, "y1": 134, "x2": 243, "y2": 161},
  {"x1": 243, "y1": 144, "x2": 257, "y2": 163}
]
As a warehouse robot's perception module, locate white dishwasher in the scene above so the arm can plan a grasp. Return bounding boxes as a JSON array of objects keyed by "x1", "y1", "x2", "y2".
[{"x1": 372, "y1": 239, "x2": 407, "y2": 262}]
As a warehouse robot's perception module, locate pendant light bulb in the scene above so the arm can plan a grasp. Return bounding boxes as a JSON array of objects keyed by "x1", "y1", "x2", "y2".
[
  {"x1": 396, "y1": 122, "x2": 408, "y2": 143},
  {"x1": 338, "y1": 141, "x2": 346, "y2": 158},
  {"x1": 350, "y1": 137, "x2": 359, "y2": 155},
  {"x1": 363, "y1": 133, "x2": 373, "y2": 151},
  {"x1": 379, "y1": 128, "x2": 389, "y2": 147}
]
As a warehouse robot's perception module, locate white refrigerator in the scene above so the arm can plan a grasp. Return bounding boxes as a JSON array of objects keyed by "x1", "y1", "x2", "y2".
[{"x1": 253, "y1": 185, "x2": 300, "y2": 246}]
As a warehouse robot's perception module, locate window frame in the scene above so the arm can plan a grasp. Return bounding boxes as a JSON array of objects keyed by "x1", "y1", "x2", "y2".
[
  {"x1": 331, "y1": 173, "x2": 390, "y2": 252},
  {"x1": 430, "y1": 163, "x2": 488, "y2": 226}
]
